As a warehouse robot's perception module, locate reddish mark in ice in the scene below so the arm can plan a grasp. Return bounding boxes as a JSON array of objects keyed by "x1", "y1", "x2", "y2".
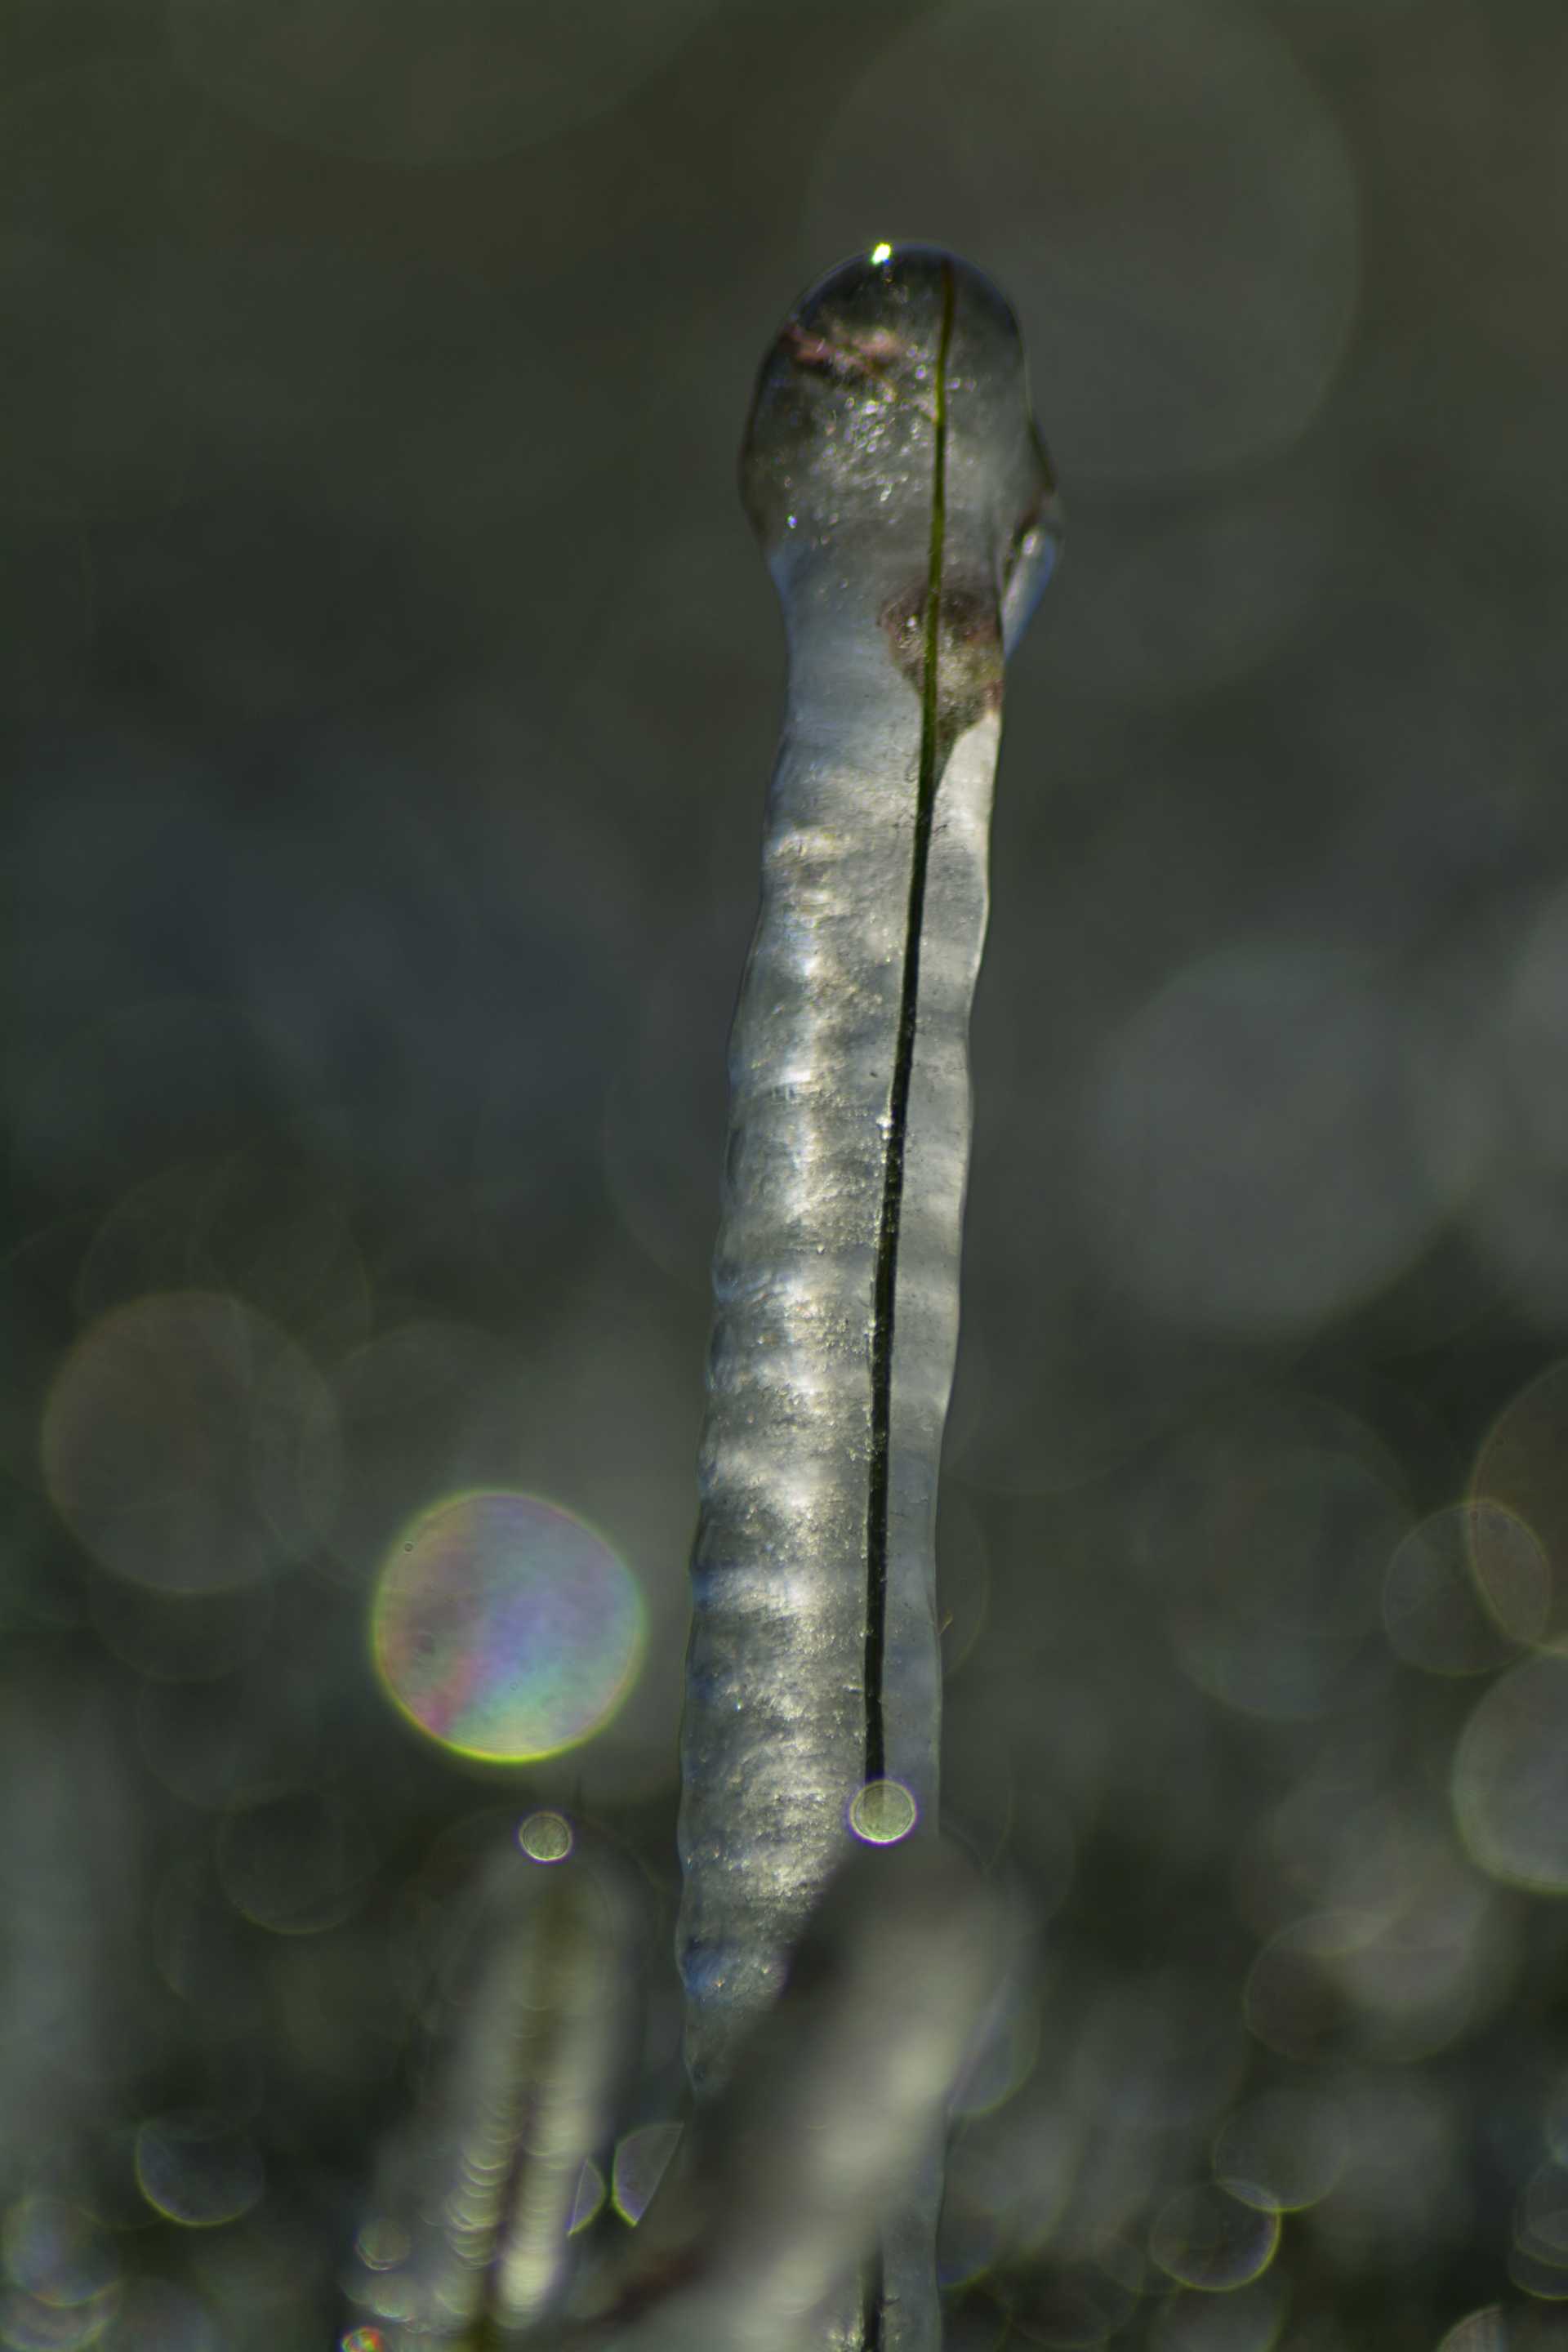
[{"x1": 781, "y1": 320, "x2": 906, "y2": 387}]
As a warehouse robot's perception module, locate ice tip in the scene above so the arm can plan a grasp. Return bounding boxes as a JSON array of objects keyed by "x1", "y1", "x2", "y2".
[
  {"x1": 747, "y1": 243, "x2": 1022, "y2": 416},
  {"x1": 739, "y1": 243, "x2": 1061, "y2": 644},
  {"x1": 799, "y1": 239, "x2": 1020, "y2": 330}
]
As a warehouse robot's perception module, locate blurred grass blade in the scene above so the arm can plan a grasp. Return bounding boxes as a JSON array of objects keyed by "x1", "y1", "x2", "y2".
[
  {"x1": 593, "y1": 1842, "x2": 1015, "y2": 2351},
  {"x1": 343, "y1": 1826, "x2": 639, "y2": 2343}
]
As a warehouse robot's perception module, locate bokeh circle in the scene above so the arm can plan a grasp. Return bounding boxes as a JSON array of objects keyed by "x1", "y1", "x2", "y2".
[{"x1": 371, "y1": 1490, "x2": 644, "y2": 1763}]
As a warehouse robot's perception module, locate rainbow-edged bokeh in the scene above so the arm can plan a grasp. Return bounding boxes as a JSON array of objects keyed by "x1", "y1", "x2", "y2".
[{"x1": 370, "y1": 1490, "x2": 644, "y2": 1763}]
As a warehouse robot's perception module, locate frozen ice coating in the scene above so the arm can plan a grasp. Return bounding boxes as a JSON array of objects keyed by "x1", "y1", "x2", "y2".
[
  {"x1": 742, "y1": 246, "x2": 1058, "y2": 680},
  {"x1": 679, "y1": 246, "x2": 1058, "y2": 2349}
]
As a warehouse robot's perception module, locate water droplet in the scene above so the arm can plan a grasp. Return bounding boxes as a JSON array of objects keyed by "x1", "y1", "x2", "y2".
[
  {"x1": 849, "y1": 1777, "x2": 919, "y2": 1845},
  {"x1": 517, "y1": 1809, "x2": 573, "y2": 1863}
]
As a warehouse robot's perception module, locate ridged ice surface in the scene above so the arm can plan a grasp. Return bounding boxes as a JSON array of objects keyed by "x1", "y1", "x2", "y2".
[{"x1": 678, "y1": 244, "x2": 1058, "y2": 2349}]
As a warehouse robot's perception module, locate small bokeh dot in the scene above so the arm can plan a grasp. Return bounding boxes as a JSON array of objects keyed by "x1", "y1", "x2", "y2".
[
  {"x1": 849, "y1": 1778, "x2": 919, "y2": 1846},
  {"x1": 517, "y1": 1808, "x2": 574, "y2": 1863},
  {"x1": 370, "y1": 1490, "x2": 645, "y2": 1763}
]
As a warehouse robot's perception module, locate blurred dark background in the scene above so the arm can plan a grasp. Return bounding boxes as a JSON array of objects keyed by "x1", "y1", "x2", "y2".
[{"x1": 5, "y1": 1, "x2": 1568, "y2": 2346}]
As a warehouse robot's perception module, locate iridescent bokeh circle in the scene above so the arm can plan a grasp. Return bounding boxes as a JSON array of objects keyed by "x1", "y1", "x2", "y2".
[{"x1": 371, "y1": 1490, "x2": 644, "y2": 1763}]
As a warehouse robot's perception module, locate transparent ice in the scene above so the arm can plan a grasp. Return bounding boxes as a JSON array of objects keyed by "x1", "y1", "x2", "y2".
[{"x1": 677, "y1": 244, "x2": 1058, "y2": 2346}]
